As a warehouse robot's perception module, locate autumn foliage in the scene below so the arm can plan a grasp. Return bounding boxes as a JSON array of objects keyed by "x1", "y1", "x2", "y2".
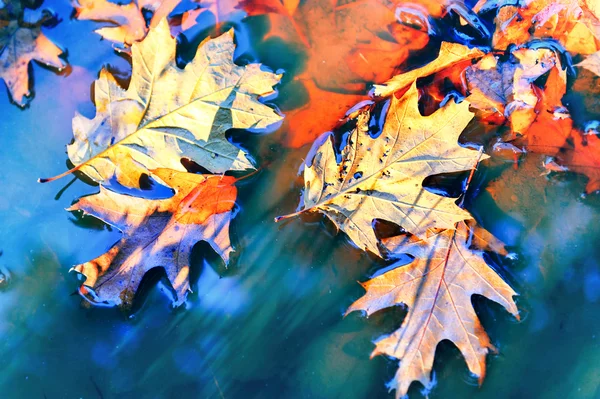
[{"x1": 7, "y1": 0, "x2": 597, "y2": 397}]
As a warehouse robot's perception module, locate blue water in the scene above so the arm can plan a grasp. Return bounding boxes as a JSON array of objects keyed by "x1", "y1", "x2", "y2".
[{"x1": 0, "y1": 1, "x2": 599, "y2": 398}]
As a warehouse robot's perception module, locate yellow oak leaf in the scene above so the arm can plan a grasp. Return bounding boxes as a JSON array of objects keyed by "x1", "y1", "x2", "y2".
[
  {"x1": 281, "y1": 83, "x2": 485, "y2": 256},
  {"x1": 42, "y1": 20, "x2": 282, "y2": 187},
  {"x1": 70, "y1": 168, "x2": 237, "y2": 308},
  {"x1": 347, "y1": 221, "x2": 519, "y2": 397},
  {"x1": 0, "y1": 0, "x2": 67, "y2": 106},
  {"x1": 372, "y1": 42, "x2": 484, "y2": 98},
  {"x1": 74, "y1": 0, "x2": 182, "y2": 46}
]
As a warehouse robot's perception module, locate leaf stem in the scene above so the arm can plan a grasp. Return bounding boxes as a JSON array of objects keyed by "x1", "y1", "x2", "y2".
[
  {"x1": 274, "y1": 208, "x2": 309, "y2": 222},
  {"x1": 38, "y1": 162, "x2": 86, "y2": 183}
]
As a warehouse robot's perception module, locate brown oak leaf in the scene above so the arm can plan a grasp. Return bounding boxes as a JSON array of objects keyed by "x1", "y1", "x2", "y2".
[
  {"x1": 70, "y1": 168, "x2": 237, "y2": 308},
  {"x1": 0, "y1": 0, "x2": 67, "y2": 106}
]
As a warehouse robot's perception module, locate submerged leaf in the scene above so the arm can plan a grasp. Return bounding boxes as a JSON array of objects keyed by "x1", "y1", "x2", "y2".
[
  {"x1": 60, "y1": 20, "x2": 282, "y2": 188},
  {"x1": 347, "y1": 221, "x2": 519, "y2": 397},
  {"x1": 292, "y1": 83, "x2": 483, "y2": 256},
  {"x1": 70, "y1": 168, "x2": 237, "y2": 308},
  {"x1": 240, "y1": 0, "x2": 432, "y2": 147},
  {"x1": 0, "y1": 0, "x2": 67, "y2": 106}
]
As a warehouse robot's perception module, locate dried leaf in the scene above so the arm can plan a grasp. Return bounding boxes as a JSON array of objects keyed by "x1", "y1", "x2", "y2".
[
  {"x1": 289, "y1": 83, "x2": 484, "y2": 256},
  {"x1": 52, "y1": 21, "x2": 281, "y2": 188},
  {"x1": 0, "y1": 0, "x2": 67, "y2": 106},
  {"x1": 347, "y1": 221, "x2": 519, "y2": 397},
  {"x1": 70, "y1": 168, "x2": 237, "y2": 308},
  {"x1": 488, "y1": 0, "x2": 600, "y2": 55},
  {"x1": 466, "y1": 48, "x2": 564, "y2": 134},
  {"x1": 373, "y1": 42, "x2": 484, "y2": 98},
  {"x1": 74, "y1": 0, "x2": 182, "y2": 46}
]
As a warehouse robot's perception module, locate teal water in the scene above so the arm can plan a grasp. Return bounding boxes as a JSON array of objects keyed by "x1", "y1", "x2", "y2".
[{"x1": 0, "y1": 1, "x2": 599, "y2": 398}]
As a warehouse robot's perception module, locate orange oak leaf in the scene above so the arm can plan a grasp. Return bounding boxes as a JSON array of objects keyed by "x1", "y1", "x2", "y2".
[
  {"x1": 240, "y1": 0, "x2": 431, "y2": 147},
  {"x1": 70, "y1": 169, "x2": 237, "y2": 308},
  {"x1": 0, "y1": 0, "x2": 67, "y2": 106},
  {"x1": 347, "y1": 221, "x2": 519, "y2": 397},
  {"x1": 486, "y1": 0, "x2": 600, "y2": 55},
  {"x1": 519, "y1": 107, "x2": 600, "y2": 193},
  {"x1": 280, "y1": 79, "x2": 368, "y2": 148},
  {"x1": 511, "y1": 65, "x2": 600, "y2": 193}
]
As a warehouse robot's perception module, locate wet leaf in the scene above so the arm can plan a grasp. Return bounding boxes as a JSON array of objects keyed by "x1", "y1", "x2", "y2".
[
  {"x1": 577, "y1": 50, "x2": 600, "y2": 75},
  {"x1": 0, "y1": 0, "x2": 67, "y2": 107},
  {"x1": 70, "y1": 168, "x2": 237, "y2": 308},
  {"x1": 466, "y1": 47, "x2": 564, "y2": 134},
  {"x1": 373, "y1": 42, "x2": 484, "y2": 98},
  {"x1": 74, "y1": 0, "x2": 182, "y2": 46},
  {"x1": 518, "y1": 105, "x2": 600, "y2": 193},
  {"x1": 241, "y1": 0, "x2": 432, "y2": 147},
  {"x1": 44, "y1": 20, "x2": 282, "y2": 187},
  {"x1": 347, "y1": 221, "x2": 519, "y2": 397},
  {"x1": 284, "y1": 83, "x2": 484, "y2": 256},
  {"x1": 485, "y1": 0, "x2": 600, "y2": 55}
]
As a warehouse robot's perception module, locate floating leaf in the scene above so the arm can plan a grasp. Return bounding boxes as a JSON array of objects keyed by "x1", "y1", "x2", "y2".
[
  {"x1": 70, "y1": 168, "x2": 237, "y2": 308},
  {"x1": 347, "y1": 221, "x2": 519, "y2": 397},
  {"x1": 281, "y1": 83, "x2": 484, "y2": 256},
  {"x1": 41, "y1": 20, "x2": 282, "y2": 187},
  {"x1": 0, "y1": 0, "x2": 67, "y2": 106},
  {"x1": 466, "y1": 47, "x2": 563, "y2": 134}
]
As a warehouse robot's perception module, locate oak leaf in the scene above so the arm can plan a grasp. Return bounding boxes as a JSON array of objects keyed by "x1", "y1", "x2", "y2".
[
  {"x1": 347, "y1": 221, "x2": 519, "y2": 397},
  {"x1": 74, "y1": 0, "x2": 183, "y2": 46},
  {"x1": 466, "y1": 47, "x2": 564, "y2": 134},
  {"x1": 240, "y1": 0, "x2": 431, "y2": 147},
  {"x1": 502, "y1": 59, "x2": 600, "y2": 193},
  {"x1": 44, "y1": 20, "x2": 282, "y2": 188},
  {"x1": 284, "y1": 83, "x2": 485, "y2": 256},
  {"x1": 486, "y1": 0, "x2": 600, "y2": 55},
  {"x1": 577, "y1": 50, "x2": 600, "y2": 76},
  {"x1": 372, "y1": 42, "x2": 484, "y2": 98},
  {"x1": 70, "y1": 168, "x2": 237, "y2": 308},
  {"x1": 519, "y1": 104, "x2": 600, "y2": 193},
  {"x1": 0, "y1": 0, "x2": 67, "y2": 106}
]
